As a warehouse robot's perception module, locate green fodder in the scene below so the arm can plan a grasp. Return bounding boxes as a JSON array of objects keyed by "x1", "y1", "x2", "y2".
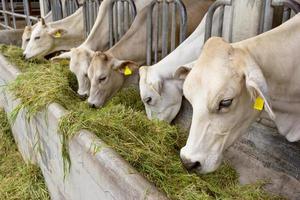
[
  {"x1": 0, "y1": 109, "x2": 50, "y2": 200},
  {"x1": 1, "y1": 45, "x2": 283, "y2": 199}
]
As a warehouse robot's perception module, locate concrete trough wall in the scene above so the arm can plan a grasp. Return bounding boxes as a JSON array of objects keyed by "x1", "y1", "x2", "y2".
[{"x1": 0, "y1": 54, "x2": 167, "y2": 200}]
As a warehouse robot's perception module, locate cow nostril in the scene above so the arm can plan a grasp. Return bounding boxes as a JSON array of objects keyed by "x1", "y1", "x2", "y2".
[
  {"x1": 22, "y1": 54, "x2": 26, "y2": 59},
  {"x1": 181, "y1": 157, "x2": 201, "y2": 171},
  {"x1": 89, "y1": 103, "x2": 96, "y2": 108}
]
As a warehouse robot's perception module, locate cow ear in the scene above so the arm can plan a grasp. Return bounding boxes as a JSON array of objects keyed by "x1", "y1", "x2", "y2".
[
  {"x1": 113, "y1": 60, "x2": 139, "y2": 76},
  {"x1": 50, "y1": 51, "x2": 71, "y2": 61},
  {"x1": 174, "y1": 66, "x2": 192, "y2": 80},
  {"x1": 49, "y1": 28, "x2": 67, "y2": 38},
  {"x1": 243, "y1": 56, "x2": 275, "y2": 120}
]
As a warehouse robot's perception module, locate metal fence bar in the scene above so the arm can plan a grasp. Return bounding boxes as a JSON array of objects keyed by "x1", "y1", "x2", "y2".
[
  {"x1": 10, "y1": 0, "x2": 17, "y2": 29},
  {"x1": 83, "y1": 0, "x2": 102, "y2": 38},
  {"x1": 108, "y1": 0, "x2": 137, "y2": 47},
  {"x1": 170, "y1": 3, "x2": 176, "y2": 51},
  {"x1": 146, "y1": 0, "x2": 187, "y2": 65},
  {"x1": 1, "y1": 0, "x2": 10, "y2": 28},
  {"x1": 204, "y1": 0, "x2": 232, "y2": 42},
  {"x1": 0, "y1": 10, "x2": 38, "y2": 21},
  {"x1": 0, "y1": 0, "x2": 40, "y2": 30},
  {"x1": 272, "y1": 0, "x2": 300, "y2": 12},
  {"x1": 161, "y1": 0, "x2": 169, "y2": 58},
  {"x1": 23, "y1": 0, "x2": 31, "y2": 25},
  {"x1": 282, "y1": 7, "x2": 291, "y2": 22},
  {"x1": 50, "y1": 0, "x2": 63, "y2": 21},
  {"x1": 261, "y1": 0, "x2": 300, "y2": 33}
]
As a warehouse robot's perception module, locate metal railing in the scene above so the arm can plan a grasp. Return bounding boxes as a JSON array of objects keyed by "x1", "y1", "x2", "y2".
[
  {"x1": 65, "y1": 0, "x2": 80, "y2": 16},
  {"x1": 261, "y1": 0, "x2": 300, "y2": 33},
  {"x1": 204, "y1": 0, "x2": 231, "y2": 42},
  {"x1": 50, "y1": 0, "x2": 63, "y2": 21},
  {"x1": 83, "y1": 0, "x2": 102, "y2": 37},
  {"x1": 0, "y1": 0, "x2": 39, "y2": 29},
  {"x1": 108, "y1": 0, "x2": 137, "y2": 47},
  {"x1": 146, "y1": 0, "x2": 187, "y2": 65}
]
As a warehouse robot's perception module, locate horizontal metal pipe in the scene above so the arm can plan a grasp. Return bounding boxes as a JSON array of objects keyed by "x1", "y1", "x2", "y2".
[
  {"x1": 0, "y1": 23, "x2": 14, "y2": 30},
  {"x1": 0, "y1": 10, "x2": 39, "y2": 21}
]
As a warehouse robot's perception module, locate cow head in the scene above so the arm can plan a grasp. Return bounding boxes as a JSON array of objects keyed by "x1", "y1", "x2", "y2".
[
  {"x1": 52, "y1": 47, "x2": 94, "y2": 99},
  {"x1": 139, "y1": 63, "x2": 194, "y2": 123},
  {"x1": 22, "y1": 26, "x2": 32, "y2": 50},
  {"x1": 23, "y1": 18, "x2": 67, "y2": 59},
  {"x1": 88, "y1": 52, "x2": 139, "y2": 108},
  {"x1": 176, "y1": 37, "x2": 275, "y2": 174}
]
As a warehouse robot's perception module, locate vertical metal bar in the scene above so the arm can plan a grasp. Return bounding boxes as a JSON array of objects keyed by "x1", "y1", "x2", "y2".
[
  {"x1": 89, "y1": 0, "x2": 93, "y2": 32},
  {"x1": 161, "y1": 0, "x2": 169, "y2": 58},
  {"x1": 113, "y1": 2, "x2": 119, "y2": 43},
  {"x1": 282, "y1": 7, "x2": 291, "y2": 22},
  {"x1": 23, "y1": 0, "x2": 31, "y2": 25},
  {"x1": 170, "y1": 2, "x2": 176, "y2": 51},
  {"x1": 2, "y1": 0, "x2": 9, "y2": 28},
  {"x1": 119, "y1": 1, "x2": 125, "y2": 37},
  {"x1": 146, "y1": 4, "x2": 153, "y2": 65},
  {"x1": 83, "y1": 0, "x2": 88, "y2": 37},
  {"x1": 217, "y1": 6, "x2": 225, "y2": 37},
  {"x1": 177, "y1": 0, "x2": 187, "y2": 43},
  {"x1": 262, "y1": 0, "x2": 273, "y2": 33},
  {"x1": 109, "y1": 1, "x2": 114, "y2": 47},
  {"x1": 154, "y1": 3, "x2": 160, "y2": 63},
  {"x1": 10, "y1": 0, "x2": 17, "y2": 29},
  {"x1": 124, "y1": 1, "x2": 129, "y2": 31}
]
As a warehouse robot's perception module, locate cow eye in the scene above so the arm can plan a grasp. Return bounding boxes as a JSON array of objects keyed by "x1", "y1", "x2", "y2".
[
  {"x1": 218, "y1": 99, "x2": 233, "y2": 110},
  {"x1": 98, "y1": 76, "x2": 106, "y2": 83},
  {"x1": 143, "y1": 97, "x2": 152, "y2": 105},
  {"x1": 26, "y1": 38, "x2": 30, "y2": 42},
  {"x1": 34, "y1": 36, "x2": 40, "y2": 40}
]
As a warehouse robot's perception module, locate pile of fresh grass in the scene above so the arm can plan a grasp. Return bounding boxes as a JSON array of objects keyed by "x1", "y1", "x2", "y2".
[
  {"x1": 0, "y1": 109, "x2": 50, "y2": 200},
  {"x1": 0, "y1": 45, "x2": 283, "y2": 200}
]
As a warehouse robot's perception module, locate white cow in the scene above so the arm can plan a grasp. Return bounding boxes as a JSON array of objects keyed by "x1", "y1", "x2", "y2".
[
  {"x1": 23, "y1": 7, "x2": 84, "y2": 59},
  {"x1": 87, "y1": 0, "x2": 213, "y2": 108},
  {"x1": 176, "y1": 14, "x2": 300, "y2": 174},
  {"x1": 21, "y1": 11, "x2": 53, "y2": 50},
  {"x1": 139, "y1": 9, "x2": 221, "y2": 123},
  {"x1": 52, "y1": 0, "x2": 153, "y2": 99}
]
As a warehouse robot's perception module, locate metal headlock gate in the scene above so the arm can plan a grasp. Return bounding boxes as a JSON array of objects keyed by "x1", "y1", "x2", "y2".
[
  {"x1": 204, "y1": 0, "x2": 300, "y2": 42},
  {"x1": 83, "y1": 0, "x2": 102, "y2": 37},
  {"x1": 108, "y1": 0, "x2": 137, "y2": 47},
  {"x1": 50, "y1": 0, "x2": 63, "y2": 21},
  {"x1": 146, "y1": 0, "x2": 187, "y2": 65},
  {"x1": 65, "y1": 0, "x2": 80, "y2": 16},
  {"x1": 261, "y1": 0, "x2": 300, "y2": 32},
  {"x1": 0, "y1": 0, "x2": 39, "y2": 29}
]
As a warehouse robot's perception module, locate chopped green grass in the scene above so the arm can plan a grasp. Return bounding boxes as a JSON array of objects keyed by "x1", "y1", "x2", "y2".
[
  {"x1": 0, "y1": 109, "x2": 50, "y2": 200},
  {"x1": 0, "y1": 45, "x2": 284, "y2": 200}
]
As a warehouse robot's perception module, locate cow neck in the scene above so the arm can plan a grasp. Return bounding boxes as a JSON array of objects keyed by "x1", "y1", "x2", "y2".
[
  {"x1": 235, "y1": 14, "x2": 300, "y2": 141},
  {"x1": 123, "y1": 72, "x2": 140, "y2": 88},
  {"x1": 236, "y1": 14, "x2": 300, "y2": 100},
  {"x1": 83, "y1": 1, "x2": 110, "y2": 51}
]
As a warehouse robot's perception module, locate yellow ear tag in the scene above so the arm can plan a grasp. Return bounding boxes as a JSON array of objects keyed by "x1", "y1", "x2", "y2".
[
  {"x1": 253, "y1": 97, "x2": 264, "y2": 111},
  {"x1": 54, "y1": 31, "x2": 61, "y2": 38},
  {"x1": 124, "y1": 66, "x2": 132, "y2": 76}
]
